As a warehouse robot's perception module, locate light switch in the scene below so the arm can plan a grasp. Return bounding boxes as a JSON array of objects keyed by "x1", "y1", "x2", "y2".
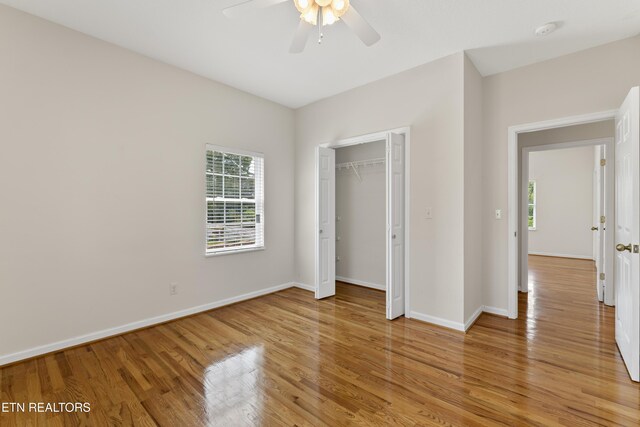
[
  {"x1": 495, "y1": 209, "x2": 502, "y2": 220},
  {"x1": 425, "y1": 207, "x2": 433, "y2": 219}
]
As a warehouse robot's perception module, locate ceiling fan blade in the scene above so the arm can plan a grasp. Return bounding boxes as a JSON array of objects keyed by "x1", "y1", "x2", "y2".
[
  {"x1": 289, "y1": 20, "x2": 314, "y2": 54},
  {"x1": 340, "y1": 6, "x2": 381, "y2": 46},
  {"x1": 223, "y1": 0, "x2": 289, "y2": 19}
]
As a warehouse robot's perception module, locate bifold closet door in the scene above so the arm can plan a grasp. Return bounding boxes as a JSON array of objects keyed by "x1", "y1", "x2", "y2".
[
  {"x1": 387, "y1": 133, "x2": 405, "y2": 319},
  {"x1": 316, "y1": 147, "x2": 336, "y2": 299}
]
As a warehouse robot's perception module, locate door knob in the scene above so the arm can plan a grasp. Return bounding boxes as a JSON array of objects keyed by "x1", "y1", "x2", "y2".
[
  {"x1": 616, "y1": 243, "x2": 632, "y2": 252},
  {"x1": 591, "y1": 226, "x2": 599, "y2": 231}
]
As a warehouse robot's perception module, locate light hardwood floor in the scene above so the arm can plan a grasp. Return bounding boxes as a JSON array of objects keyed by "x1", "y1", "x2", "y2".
[{"x1": 1, "y1": 256, "x2": 639, "y2": 426}]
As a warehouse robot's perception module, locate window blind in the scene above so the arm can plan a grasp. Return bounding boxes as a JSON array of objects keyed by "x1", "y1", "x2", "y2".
[{"x1": 206, "y1": 145, "x2": 264, "y2": 254}]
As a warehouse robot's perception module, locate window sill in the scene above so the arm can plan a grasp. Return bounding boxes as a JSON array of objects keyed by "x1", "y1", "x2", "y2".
[
  {"x1": 205, "y1": 246, "x2": 265, "y2": 257},
  {"x1": 528, "y1": 228, "x2": 537, "y2": 231}
]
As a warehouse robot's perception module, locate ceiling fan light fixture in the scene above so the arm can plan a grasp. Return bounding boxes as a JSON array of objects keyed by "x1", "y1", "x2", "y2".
[
  {"x1": 293, "y1": 0, "x2": 349, "y2": 26},
  {"x1": 330, "y1": 0, "x2": 349, "y2": 19},
  {"x1": 299, "y1": 3, "x2": 319, "y2": 25},
  {"x1": 323, "y1": 7, "x2": 338, "y2": 25}
]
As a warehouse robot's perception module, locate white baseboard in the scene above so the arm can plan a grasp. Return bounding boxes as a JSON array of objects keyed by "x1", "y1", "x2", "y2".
[
  {"x1": 410, "y1": 305, "x2": 510, "y2": 333},
  {"x1": 464, "y1": 306, "x2": 483, "y2": 331},
  {"x1": 482, "y1": 305, "x2": 509, "y2": 317},
  {"x1": 409, "y1": 311, "x2": 465, "y2": 332},
  {"x1": 336, "y1": 276, "x2": 385, "y2": 291},
  {"x1": 0, "y1": 281, "x2": 295, "y2": 367},
  {"x1": 528, "y1": 251, "x2": 594, "y2": 260},
  {"x1": 293, "y1": 283, "x2": 315, "y2": 292}
]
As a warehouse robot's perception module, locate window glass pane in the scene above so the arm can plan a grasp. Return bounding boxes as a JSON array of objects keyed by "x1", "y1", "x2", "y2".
[
  {"x1": 224, "y1": 176, "x2": 240, "y2": 198},
  {"x1": 241, "y1": 225, "x2": 256, "y2": 245},
  {"x1": 528, "y1": 205, "x2": 534, "y2": 218},
  {"x1": 224, "y1": 153, "x2": 240, "y2": 176},
  {"x1": 528, "y1": 181, "x2": 535, "y2": 204},
  {"x1": 206, "y1": 151, "x2": 214, "y2": 174},
  {"x1": 225, "y1": 224, "x2": 242, "y2": 246},
  {"x1": 528, "y1": 216, "x2": 534, "y2": 228},
  {"x1": 213, "y1": 202, "x2": 225, "y2": 224},
  {"x1": 242, "y1": 202, "x2": 256, "y2": 222},
  {"x1": 213, "y1": 174, "x2": 223, "y2": 198},
  {"x1": 213, "y1": 152, "x2": 224, "y2": 174},
  {"x1": 206, "y1": 174, "x2": 214, "y2": 198},
  {"x1": 207, "y1": 227, "x2": 225, "y2": 249},
  {"x1": 226, "y1": 202, "x2": 241, "y2": 223},
  {"x1": 241, "y1": 177, "x2": 255, "y2": 199},
  {"x1": 241, "y1": 156, "x2": 254, "y2": 177}
]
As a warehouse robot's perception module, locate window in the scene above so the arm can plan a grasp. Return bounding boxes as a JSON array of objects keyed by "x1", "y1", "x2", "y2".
[
  {"x1": 206, "y1": 145, "x2": 264, "y2": 255},
  {"x1": 528, "y1": 180, "x2": 536, "y2": 230}
]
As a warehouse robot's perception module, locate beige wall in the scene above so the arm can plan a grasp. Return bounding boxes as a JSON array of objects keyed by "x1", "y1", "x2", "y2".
[
  {"x1": 482, "y1": 35, "x2": 640, "y2": 310},
  {"x1": 0, "y1": 6, "x2": 295, "y2": 360},
  {"x1": 335, "y1": 141, "x2": 386, "y2": 288},
  {"x1": 463, "y1": 56, "x2": 484, "y2": 319},
  {"x1": 519, "y1": 121, "x2": 615, "y2": 148},
  {"x1": 528, "y1": 146, "x2": 595, "y2": 259},
  {"x1": 295, "y1": 53, "x2": 467, "y2": 324}
]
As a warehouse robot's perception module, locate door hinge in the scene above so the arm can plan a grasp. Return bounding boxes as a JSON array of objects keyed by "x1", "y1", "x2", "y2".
[
  {"x1": 600, "y1": 272, "x2": 605, "y2": 281},
  {"x1": 600, "y1": 159, "x2": 606, "y2": 167},
  {"x1": 600, "y1": 216, "x2": 606, "y2": 224}
]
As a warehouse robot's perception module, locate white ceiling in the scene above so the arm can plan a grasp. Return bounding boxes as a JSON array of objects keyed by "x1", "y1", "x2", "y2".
[{"x1": 2, "y1": 0, "x2": 640, "y2": 108}]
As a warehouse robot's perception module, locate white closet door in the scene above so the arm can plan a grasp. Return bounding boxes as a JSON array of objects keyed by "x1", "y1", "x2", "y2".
[
  {"x1": 387, "y1": 133, "x2": 405, "y2": 319},
  {"x1": 615, "y1": 86, "x2": 640, "y2": 382},
  {"x1": 316, "y1": 147, "x2": 336, "y2": 299}
]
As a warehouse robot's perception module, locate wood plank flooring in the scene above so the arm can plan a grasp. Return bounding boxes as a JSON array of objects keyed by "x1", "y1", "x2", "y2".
[{"x1": 1, "y1": 256, "x2": 640, "y2": 426}]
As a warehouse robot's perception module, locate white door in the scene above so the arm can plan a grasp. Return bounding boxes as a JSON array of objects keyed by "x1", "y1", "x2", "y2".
[
  {"x1": 316, "y1": 147, "x2": 336, "y2": 299},
  {"x1": 594, "y1": 146, "x2": 605, "y2": 301},
  {"x1": 615, "y1": 86, "x2": 640, "y2": 382},
  {"x1": 386, "y1": 133, "x2": 405, "y2": 319}
]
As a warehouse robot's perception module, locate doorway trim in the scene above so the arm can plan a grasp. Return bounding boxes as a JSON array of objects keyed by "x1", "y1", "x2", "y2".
[
  {"x1": 507, "y1": 111, "x2": 617, "y2": 319},
  {"x1": 317, "y1": 126, "x2": 412, "y2": 318}
]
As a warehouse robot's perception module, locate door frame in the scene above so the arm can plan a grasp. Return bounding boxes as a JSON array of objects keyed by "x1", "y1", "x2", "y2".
[
  {"x1": 315, "y1": 126, "x2": 412, "y2": 318},
  {"x1": 507, "y1": 110, "x2": 617, "y2": 319}
]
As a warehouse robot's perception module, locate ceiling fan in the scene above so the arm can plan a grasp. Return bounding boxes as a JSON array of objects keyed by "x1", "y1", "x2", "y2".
[{"x1": 223, "y1": 0, "x2": 381, "y2": 53}]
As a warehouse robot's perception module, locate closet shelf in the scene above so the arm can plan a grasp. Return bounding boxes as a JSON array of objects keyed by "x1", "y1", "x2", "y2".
[{"x1": 335, "y1": 157, "x2": 385, "y2": 171}]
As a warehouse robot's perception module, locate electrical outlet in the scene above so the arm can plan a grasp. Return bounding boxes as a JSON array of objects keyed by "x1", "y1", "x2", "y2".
[
  {"x1": 495, "y1": 209, "x2": 502, "y2": 220},
  {"x1": 170, "y1": 283, "x2": 178, "y2": 296},
  {"x1": 425, "y1": 207, "x2": 433, "y2": 219}
]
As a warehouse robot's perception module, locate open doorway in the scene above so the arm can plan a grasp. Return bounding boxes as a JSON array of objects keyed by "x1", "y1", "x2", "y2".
[
  {"x1": 521, "y1": 133, "x2": 614, "y2": 307},
  {"x1": 520, "y1": 135, "x2": 614, "y2": 338},
  {"x1": 314, "y1": 128, "x2": 410, "y2": 320}
]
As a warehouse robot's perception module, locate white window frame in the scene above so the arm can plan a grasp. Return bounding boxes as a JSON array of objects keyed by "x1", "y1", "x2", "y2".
[
  {"x1": 528, "y1": 179, "x2": 537, "y2": 231},
  {"x1": 205, "y1": 144, "x2": 265, "y2": 256}
]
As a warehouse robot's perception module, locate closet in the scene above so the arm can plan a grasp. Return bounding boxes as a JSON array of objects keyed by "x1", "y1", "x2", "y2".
[{"x1": 335, "y1": 140, "x2": 386, "y2": 291}]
